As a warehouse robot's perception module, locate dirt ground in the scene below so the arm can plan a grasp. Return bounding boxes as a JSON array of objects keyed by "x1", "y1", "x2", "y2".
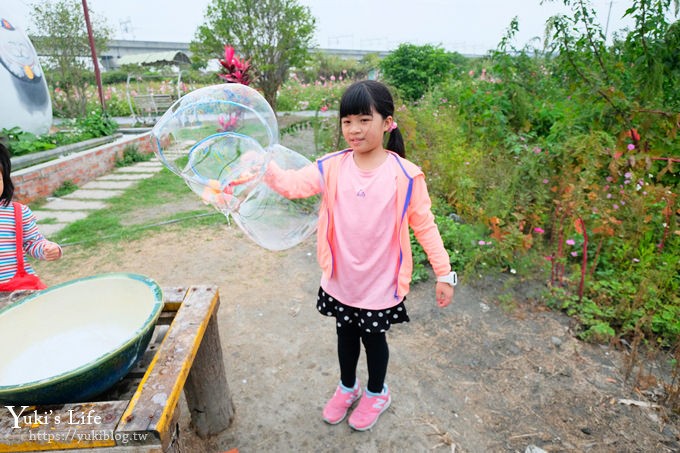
[{"x1": 31, "y1": 196, "x2": 680, "y2": 453}]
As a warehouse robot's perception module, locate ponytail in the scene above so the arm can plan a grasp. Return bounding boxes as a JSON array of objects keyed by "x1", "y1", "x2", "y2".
[{"x1": 386, "y1": 128, "x2": 405, "y2": 158}]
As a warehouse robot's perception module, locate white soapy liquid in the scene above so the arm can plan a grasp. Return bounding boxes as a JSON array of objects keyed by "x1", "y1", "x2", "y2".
[{"x1": 0, "y1": 324, "x2": 131, "y2": 386}]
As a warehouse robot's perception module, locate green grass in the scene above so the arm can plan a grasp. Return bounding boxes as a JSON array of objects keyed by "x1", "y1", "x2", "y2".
[{"x1": 48, "y1": 168, "x2": 224, "y2": 247}]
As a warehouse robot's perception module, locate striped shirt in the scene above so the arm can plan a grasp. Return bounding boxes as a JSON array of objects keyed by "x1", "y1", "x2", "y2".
[{"x1": 0, "y1": 203, "x2": 52, "y2": 282}]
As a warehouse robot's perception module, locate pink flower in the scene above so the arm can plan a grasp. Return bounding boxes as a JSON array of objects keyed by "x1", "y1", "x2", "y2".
[
  {"x1": 534, "y1": 227, "x2": 545, "y2": 234},
  {"x1": 533, "y1": 147, "x2": 542, "y2": 154},
  {"x1": 217, "y1": 113, "x2": 239, "y2": 131},
  {"x1": 543, "y1": 179, "x2": 549, "y2": 184},
  {"x1": 566, "y1": 239, "x2": 575, "y2": 246},
  {"x1": 218, "y1": 45, "x2": 252, "y2": 85},
  {"x1": 224, "y1": 46, "x2": 234, "y2": 63},
  {"x1": 627, "y1": 143, "x2": 635, "y2": 151},
  {"x1": 570, "y1": 251, "x2": 578, "y2": 257},
  {"x1": 320, "y1": 105, "x2": 328, "y2": 112},
  {"x1": 478, "y1": 240, "x2": 486, "y2": 246}
]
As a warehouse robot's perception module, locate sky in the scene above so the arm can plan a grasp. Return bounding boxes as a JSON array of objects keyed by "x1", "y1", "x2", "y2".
[{"x1": 3, "y1": 0, "x2": 647, "y2": 55}]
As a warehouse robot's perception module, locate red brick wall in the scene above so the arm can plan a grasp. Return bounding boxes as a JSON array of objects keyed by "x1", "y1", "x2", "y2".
[{"x1": 11, "y1": 133, "x2": 156, "y2": 204}]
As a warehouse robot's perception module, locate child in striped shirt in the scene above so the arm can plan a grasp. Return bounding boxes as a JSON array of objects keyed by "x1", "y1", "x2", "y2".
[{"x1": 0, "y1": 143, "x2": 61, "y2": 286}]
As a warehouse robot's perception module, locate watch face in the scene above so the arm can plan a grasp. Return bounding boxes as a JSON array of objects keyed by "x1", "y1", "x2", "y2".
[{"x1": 439, "y1": 272, "x2": 457, "y2": 286}]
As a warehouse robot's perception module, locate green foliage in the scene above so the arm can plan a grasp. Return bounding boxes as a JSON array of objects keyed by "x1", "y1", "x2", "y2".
[
  {"x1": 116, "y1": 145, "x2": 153, "y2": 167},
  {"x1": 29, "y1": 0, "x2": 112, "y2": 117},
  {"x1": 2, "y1": 127, "x2": 56, "y2": 156},
  {"x1": 2, "y1": 110, "x2": 118, "y2": 158},
  {"x1": 392, "y1": 0, "x2": 680, "y2": 352},
  {"x1": 410, "y1": 207, "x2": 487, "y2": 284},
  {"x1": 73, "y1": 110, "x2": 118, "y2": 139},
  {"x1": 380, "y1": 44, "x2": 466, "y2": 101},
  {"x1": 51, "y1": 180, "x2": 78, "y2": 198},
  {"x1": 191, "y1": 0, "x2": 316, "y2": 110}
]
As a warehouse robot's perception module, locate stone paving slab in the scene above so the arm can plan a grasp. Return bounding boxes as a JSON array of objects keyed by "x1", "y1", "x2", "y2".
[
  {"x1": 39, "y1": 223, "x2": 67, "y2": 238},
  {"x1": 81, "y1": 180, "x2": 139, "y2": 190},
  {"x1": 32, "y1": 210, "x2": 89, "y2": 222},
  {"x1": 63, "y1": 189, "x2": 125, "y2": 200},
  {"x1": 114, "y1": 167, "x2": 161, "y2": 174},
  {"x1": 39, "y1": 199, "x2": 107, "y2": 211},
  {"x1": 131, "y1": 162, "x2": 164, "y2": 168},
  {"x1": 96, "y1": 173, "x2": 155, "y2": 181}
]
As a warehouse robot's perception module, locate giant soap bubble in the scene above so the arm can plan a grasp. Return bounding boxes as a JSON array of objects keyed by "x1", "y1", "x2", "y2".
[{"x1": 151, "y1": 84, "x2": 319, "y2": 251}]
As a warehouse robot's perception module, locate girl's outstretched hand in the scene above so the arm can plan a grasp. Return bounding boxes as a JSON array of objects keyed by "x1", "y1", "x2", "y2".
[
  {"x1": 43, "y1": 242, "x2": 62, "y2": 261},
  {"x1": 435, "y1": 282, "x2": 454, "y2": 308}
]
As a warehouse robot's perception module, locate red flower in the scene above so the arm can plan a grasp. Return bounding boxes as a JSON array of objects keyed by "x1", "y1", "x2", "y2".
[
  {"x1": 218, "y1": 45, "x2": 252, "y2": 85},
  {"x1": 625, "y1": 128, "x2": 640, "y2": 142}
]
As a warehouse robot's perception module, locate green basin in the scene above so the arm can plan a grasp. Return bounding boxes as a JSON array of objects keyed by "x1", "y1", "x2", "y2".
[{"x1": 0, "y1": 273, "x2": 163, "y2": 405}]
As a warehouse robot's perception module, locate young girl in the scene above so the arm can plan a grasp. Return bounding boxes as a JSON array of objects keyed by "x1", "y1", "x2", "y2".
[
  {"x1": 0, "y1": 143, "x2": 61, "y2": 290},
  {"x1": 264, "y1": 80, "x2": 455, "y2": 431}
]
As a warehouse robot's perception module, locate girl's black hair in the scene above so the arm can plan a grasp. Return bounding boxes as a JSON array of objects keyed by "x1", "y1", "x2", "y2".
[
  {"x1": 339, "y1": 80, "x2": 406, "y2": 158},
  {"x1": 0, "y1": 143, "x2": 15, "y2": 206}
]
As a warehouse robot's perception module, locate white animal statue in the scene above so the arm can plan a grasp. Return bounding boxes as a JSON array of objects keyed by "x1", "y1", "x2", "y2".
[{"x1": 0, "y1": 8, "x2": 52, "y2": 135}]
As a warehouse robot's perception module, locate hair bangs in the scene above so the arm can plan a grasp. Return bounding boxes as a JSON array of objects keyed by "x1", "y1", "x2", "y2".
[{"x1": 339, "y1": 83, "x2": 375, "y2": 118}]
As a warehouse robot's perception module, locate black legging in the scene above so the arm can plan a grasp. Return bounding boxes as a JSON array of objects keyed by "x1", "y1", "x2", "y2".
[{"x1": 337, "y1": 323, "x2": 389, "y2": 394}]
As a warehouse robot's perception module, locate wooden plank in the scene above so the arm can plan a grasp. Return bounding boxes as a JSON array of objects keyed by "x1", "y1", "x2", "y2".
[
  {"x1": 116, "y1": 286, "x2": 220, "y2": 449},
  {"x1": 0, "y1": 401, "x2": 127, "y2": 452},
  {"x1": 48, "y1": 447, "x2": 164, "y2": 453},
  {"x1": 160, "y1": 287, "x2": 188, "y2": 312}
]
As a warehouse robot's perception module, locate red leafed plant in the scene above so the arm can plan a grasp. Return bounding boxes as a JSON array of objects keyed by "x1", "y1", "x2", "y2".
[{"x1": 218, "y1": 45, "x2": 252, "y2": 85}]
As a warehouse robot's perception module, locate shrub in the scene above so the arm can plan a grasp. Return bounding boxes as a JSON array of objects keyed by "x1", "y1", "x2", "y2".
[{"x1": 380, "y1": 44, "x2": 467, "y2": 101}]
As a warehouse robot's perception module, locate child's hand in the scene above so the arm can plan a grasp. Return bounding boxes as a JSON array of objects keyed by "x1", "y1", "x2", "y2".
[
  {"x1": 43, "y1": 242, "x2": 62, "y2": 261},
  {"x1": 435, "y1": 282, "x2": 454, "y2": 308}
]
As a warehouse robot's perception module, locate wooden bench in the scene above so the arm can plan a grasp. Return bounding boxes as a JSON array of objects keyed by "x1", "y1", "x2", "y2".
[
  {"x1": 132, "y1": 94, "x2": 175, "y2": 121},
  {"x1": 0, "y1": 286, "x2": 233, "y2": 452}
]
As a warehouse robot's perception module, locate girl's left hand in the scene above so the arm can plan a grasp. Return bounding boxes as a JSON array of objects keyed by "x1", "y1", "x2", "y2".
[
  {"x1": 43, "y1": 243, "x2": 62, "y2": 261},
  {"x1": 435, "y1": 282, "x2": 454, "y2": 308}
]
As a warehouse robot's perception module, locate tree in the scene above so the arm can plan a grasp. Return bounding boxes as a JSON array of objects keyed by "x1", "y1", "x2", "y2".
[
  {"x1": 191, "y1": 0, "x2": 316, "y2": 111},
  {"x1": 380, "y1": 44, "x2": 464, "y2": 101},
  {"x1": 29, "y1": 0, "x2": 111, "y2": 117}
]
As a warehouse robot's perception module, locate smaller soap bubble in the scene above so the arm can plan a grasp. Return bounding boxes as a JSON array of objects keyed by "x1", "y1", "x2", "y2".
[
  {"x1": 231, "y1": 144, "x2": 319, "y2": 251},
  {"x1": 181, "y1": 132, "x2": 270, "y2": 213}
]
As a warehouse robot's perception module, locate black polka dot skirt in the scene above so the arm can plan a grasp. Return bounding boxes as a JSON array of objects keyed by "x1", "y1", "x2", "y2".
[{"x1": 317, "y1": 287, "x2": 410, "y2": 333}]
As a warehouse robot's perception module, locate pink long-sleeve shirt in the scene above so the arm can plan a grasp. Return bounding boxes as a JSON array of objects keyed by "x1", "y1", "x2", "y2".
[{"x1": 264, "y1": 149, "x2": 451, "y2": 302}]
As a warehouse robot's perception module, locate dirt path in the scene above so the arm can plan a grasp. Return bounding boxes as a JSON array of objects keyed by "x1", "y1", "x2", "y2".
[{"x1": 33, "y1": 218, "x2": 679, "y2": 452}]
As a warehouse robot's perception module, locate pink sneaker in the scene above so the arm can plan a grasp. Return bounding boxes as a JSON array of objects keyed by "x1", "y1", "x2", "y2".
[
  {"x1": 348, "y1": 385, "x2": 391, "y2": 431},
  {"x1": 322, "y1": 381, "x2": 362, "y2": 424}
]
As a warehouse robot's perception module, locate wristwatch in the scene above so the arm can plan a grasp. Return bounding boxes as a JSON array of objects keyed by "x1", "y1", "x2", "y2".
[{"x1": 436, "y1": 271, "x2": 457, "y2": 286}]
